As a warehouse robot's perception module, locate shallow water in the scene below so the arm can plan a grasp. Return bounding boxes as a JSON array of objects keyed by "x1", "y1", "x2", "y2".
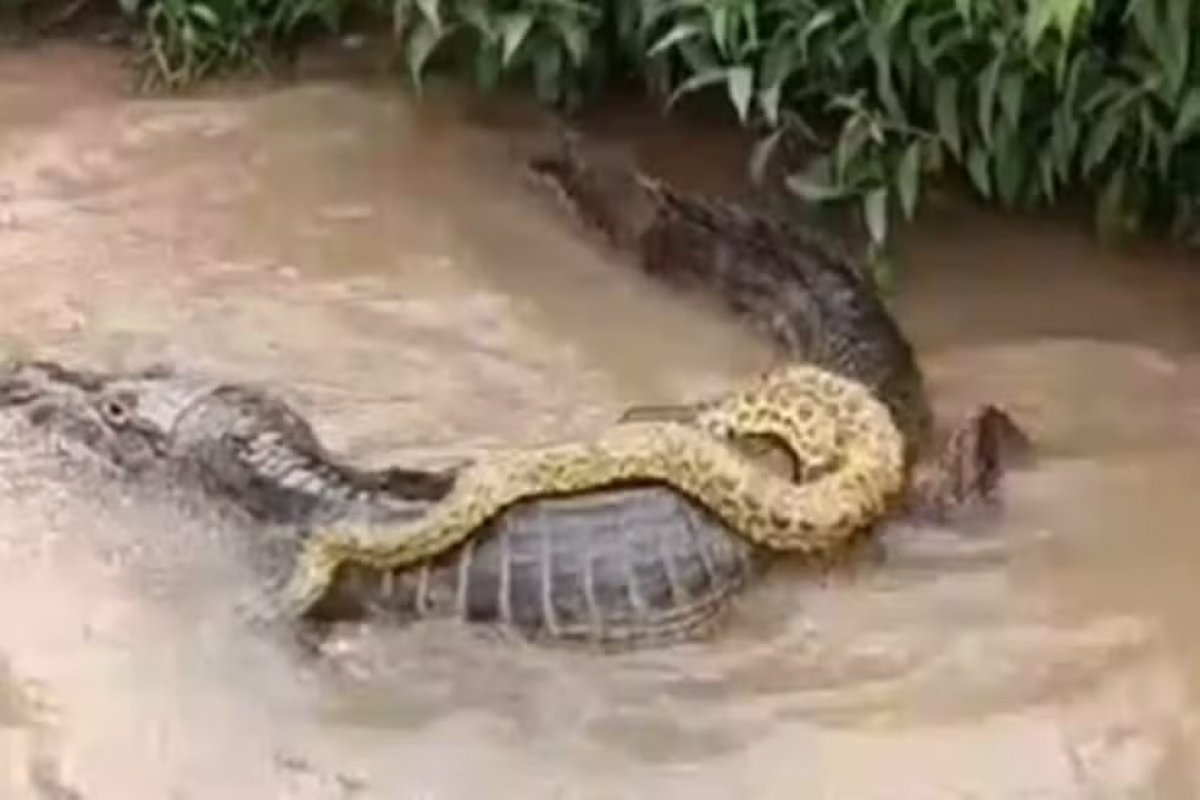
[{"x1": 2, "y1": 42, "x2": 1200, "y2": 798}]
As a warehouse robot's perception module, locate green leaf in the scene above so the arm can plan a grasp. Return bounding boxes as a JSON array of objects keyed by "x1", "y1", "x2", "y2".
[
  {"x1": 635, "y1": 0, "x2": 671, "y2": 36},
  {"x1": 999, "y1": 72, "x2": 1024, "y2": 128},
  {"x1": 726, "y1": 66, "x2": 754, "y2": 123},
  {"x1": 760, "y1": 27, "x2": 792, "y2": 75},
  {"x1": 1082, "y1": 108, "x2": 1125, "y2": 175},
  {"x1": 966, "y1": 146, "x2": 991, "y2": 198},
  {"x1": 1049, "y1": 0, "x2": 1089, "y2": 41},
  {"x1": 1059, "y1": 47, "x2": 1086, "y2": 99},
  {"x1": 785, "y1": 174, "x2": 855, "y2": 202},
  {"x1": 665, "y1": 67, "x2": 728, "y2": 110},
  {"x1": 406, "y1": 18, "x2": 443, "y2": 88},
  {"x1": 710, "y1": 5, "x2": 730, "y2": 56},
  {"x1": 863, "y1": 187, "x2": 889, "y2": 245},
  {"x1": 928, "y1": 24, "x2": 966, "y2": 64},
  {"x1": 457, "y1": 0, "x2": 494, "y2": 39},
  {"x1": 547, "y1": 14, "x2": 588, "y2": 65},
  {"x1": 499, "y1": 12, "x2": 534, "y2": 65},
  {"x1": 1173, "y1": 89, "x2": 1200, "y2": 142},
  {"x1": 1164, "y1": 0, "x2": 1191, "y2": 99},
  {"x1": 677, "y1": 39, "x2": 719, "y2": 74},
  {"x1": 994, "y1": 127, "x2": 1024, "y2": 207},
  {"x1": 533, "y1": 42, "x2": 564, "y2": 104},
  {"x1": 867, "y1": 243, "x2": 895, "y2": 295},
  {"x1": 896, "y1": 142, "x2": 921, "y2": 219},
  {"x1": 749, "y1": 128, "x2": 784, "y2": 185},
  {"x1": 474, "y1": 40, "x2": 502, "y2": 90},
  {"x1": 415, "y1": 0, "x2": 441, "y2": 32},
  {"x1": 934, "y1": 77, "x2": 961, "y2": 157},
  {"x1": 784, "y1": 157, "x2": 855, "y2": 202},
  {"x1": 188, "y1": 3, "x2": 218, "y2": 27},
  {"x1": 1131, "y1": 0, "x2": 1158, "y2": 52},
  {"x1": 758, "y1": 83, "x2": 782, "y2": 126},
  {"x1": 392, "y1": 0, "x2": 414, "y2": 37},
  {"x1": 1050, "y1": 110, "x2": 1077, "y2": 182},
  {"x1": 647, "y1": 21, "x2": 705, "y2": 58},
  {"x1": 977, "y1": 55, "x2": 1002, "y2": 146},
  {"x1": 833, "y1": 114, "x2": 871, "y2": 181},
  {"x1": 1135, "y1": 102, "x2": 1156, "y2": 170},
  {"x1": 1038, "y1": 152, "x2": 1059, "y2": 202},
  {"x1": 1094, "y1": 167, "x2": 1128, "y2": 244},
  {"x1": 738, "y1": 1, "x2": 760, "y2": 57},
  {"x1": 910, "y1": 12, "x2": 936, "y2": 69},
  {"x1": 954, "y1": 0, "x2": 971, "y2": 25},
  {"x1": 758, "y1": 38, "x2": 795, "y2": 111},
  {"x1": 1150, "y1": 117, "x2": 1173, "y2": 178},
  {"x1": 867, "y1": 27, "x2": 901, "y2": 118},
  {"x1": 881, "y1": 0, "x2": 911, "y2": 33},
  {"x1": 800, "y1": 7, "x2": 837, "y2": 48},
  {"x1": 1024, "y1": 2, "x2": 1054, "y2": 50}
]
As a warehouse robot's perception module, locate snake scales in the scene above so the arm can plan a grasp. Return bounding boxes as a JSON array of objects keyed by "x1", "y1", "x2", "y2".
[{"x1": 283, "y1": 363, "x2": 906, "y2": 615}]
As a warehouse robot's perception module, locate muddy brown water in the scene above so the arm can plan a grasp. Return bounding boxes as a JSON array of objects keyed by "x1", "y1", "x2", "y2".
[{"x1": 2, "y1": 42, "x2": 1200, "y2": 798}]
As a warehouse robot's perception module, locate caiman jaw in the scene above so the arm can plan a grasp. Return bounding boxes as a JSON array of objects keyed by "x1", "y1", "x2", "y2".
[{"x1": 0, "y1": 358, "x2": 171, "y2": 468}]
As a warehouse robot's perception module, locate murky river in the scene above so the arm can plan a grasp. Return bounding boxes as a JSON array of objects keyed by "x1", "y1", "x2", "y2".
[{"x1": 3, "y1": 42, "x2": 1200, "y2": 798}]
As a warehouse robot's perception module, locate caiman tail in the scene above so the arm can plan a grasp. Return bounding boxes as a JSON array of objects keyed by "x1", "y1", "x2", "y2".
[{"x1": 526, "y1": 131, "x2": 933, "y2": 459}]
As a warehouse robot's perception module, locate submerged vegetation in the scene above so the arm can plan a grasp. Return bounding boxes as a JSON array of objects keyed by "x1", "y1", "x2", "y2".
[{"x1": 11, "y1": 0, "x2": 1200, "y2": 272}]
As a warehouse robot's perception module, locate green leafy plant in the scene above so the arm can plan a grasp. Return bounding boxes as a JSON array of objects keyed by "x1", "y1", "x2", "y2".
[
  {"x1": 646, "y1": 0, "x2": 1200, "y2": 274},
  {"x1": 119, "y1": 0, "x2": 348, "y2": 88},
  {"x1": 393, "y1": 0, "x2": 604, "y2": 106},
  {"x1": 118, "y1": 0, "x2": 1200, "y2": 278}
]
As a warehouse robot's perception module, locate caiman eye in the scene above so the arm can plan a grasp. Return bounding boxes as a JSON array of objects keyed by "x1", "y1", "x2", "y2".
[{"x1": 99, "y1": 395, "x2": 134, "y2": 426}]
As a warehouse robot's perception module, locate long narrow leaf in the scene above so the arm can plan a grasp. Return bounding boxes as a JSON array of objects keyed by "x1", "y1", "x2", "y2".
[
  {"x1": 726, "y1": 66, "x2": 754, "y2": 123},
  {"x1": 666, "y1": 67, "x2": 729, "y2": 109},
  {"x1": 863, "y1": 187, "x2": 889, "y2": 244},
  {"x1": 647, "y1": 21, "x2": 705, "y2": 58},
  {"x1": 897, "y1": 142, "x2": 921, "y2": 219},
  {"x1": 499, "y1": 12, "x2": 534, "y2": 65}
]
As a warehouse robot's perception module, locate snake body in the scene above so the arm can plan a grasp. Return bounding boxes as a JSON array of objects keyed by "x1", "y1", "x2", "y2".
[
  {"x1": 307, "y1": 487, "x2": 763, "y2": 645},
  {"x1": 284, "y1": 364, "x2": 906, "y2": 615}
]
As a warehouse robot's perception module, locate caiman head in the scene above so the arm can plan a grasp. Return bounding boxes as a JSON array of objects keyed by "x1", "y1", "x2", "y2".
[
  {"x1": 0, "y1": 357, "x2": 456, "y2": 525},
  {"x1": 0, "y1": 358, "x2": 178, "y2": 477}
]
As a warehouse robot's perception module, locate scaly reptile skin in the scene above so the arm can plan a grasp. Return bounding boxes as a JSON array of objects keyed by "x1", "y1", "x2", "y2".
[
  {"x1": 0, "y1": 360, "x2": 785, "y2": 646},
  {"x1": 525, "y1": 130, "x2": 1035, "y2": 513},
  {"x1": 284, "y1": 363, "x2": 905, "y2": 617},
  {"x1": 527, "y1": 130, "x2": 933, "y2": 463}
]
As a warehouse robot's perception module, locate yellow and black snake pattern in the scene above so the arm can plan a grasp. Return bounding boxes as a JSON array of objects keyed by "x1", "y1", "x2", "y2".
[{"x1": 282, "y1": 363, "x2": 906, "y2": 615}]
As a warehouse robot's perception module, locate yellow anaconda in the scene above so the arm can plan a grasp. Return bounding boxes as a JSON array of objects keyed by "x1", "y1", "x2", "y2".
[{"x1": 282, "y1": 363, "x2": 906, "y2": 615}]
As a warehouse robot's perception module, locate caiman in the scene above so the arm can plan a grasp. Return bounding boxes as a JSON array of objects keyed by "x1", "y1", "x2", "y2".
[
  {"x1": 0, "y1": 357, "x2": 1025, "y2": 649},
  {"x1": 0, "y1": 359, "x2": 778, "y2": 646},
  {"x1": 0, "y1": 135, "x2": 1031, "y2": 649}
]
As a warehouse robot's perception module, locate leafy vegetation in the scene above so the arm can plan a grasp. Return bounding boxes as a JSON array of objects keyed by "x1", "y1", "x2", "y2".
[
  {"x1": 89, "y1": 0, "x2": 1200, "y2": 271},
  {"x1": 631, "y1": 0, "x2": 1200, "y2": 270},
  {"x1": 115, "y1": 0, "x2": 349, "y2": 87}
]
